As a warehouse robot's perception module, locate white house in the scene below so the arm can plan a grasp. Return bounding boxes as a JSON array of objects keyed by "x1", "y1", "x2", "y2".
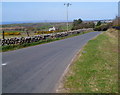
[{"x1": 49, "y1": 27, "x2": 56, "y2": 31}]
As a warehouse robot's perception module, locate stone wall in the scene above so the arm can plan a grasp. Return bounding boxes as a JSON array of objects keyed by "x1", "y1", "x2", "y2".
[{"x1": 1, "y1": 28, "x2": 93, "y2": 46}]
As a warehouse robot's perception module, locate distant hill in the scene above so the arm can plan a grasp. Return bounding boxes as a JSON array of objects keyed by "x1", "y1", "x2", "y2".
[{"x1": 1, "y1": 19, "x2": 113, "y2": 25}]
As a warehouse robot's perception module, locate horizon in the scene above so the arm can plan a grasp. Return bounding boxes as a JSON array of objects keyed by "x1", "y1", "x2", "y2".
[{"x1": 1, "y1": 19, "x2": 114, "y2": 25}]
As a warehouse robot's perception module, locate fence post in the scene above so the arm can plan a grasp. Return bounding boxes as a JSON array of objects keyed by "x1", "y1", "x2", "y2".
[
  {"x1": 26, "y1": 30, "x2": 30, "y2": 37},
  {"x1": 2, "y1": 31, "x2": 5, "y2": 39},
  {"x1": 24, "y1": 29, "x2": 30, "y2": 37}
]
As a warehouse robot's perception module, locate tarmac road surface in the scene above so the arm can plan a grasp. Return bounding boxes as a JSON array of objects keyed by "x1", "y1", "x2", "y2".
[{"x1": 2, "y1": 32, "x2": 101, "y2": 93}]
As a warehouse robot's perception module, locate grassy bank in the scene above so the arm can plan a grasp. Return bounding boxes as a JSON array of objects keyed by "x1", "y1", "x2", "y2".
[
  {"x1": 58, "y1": 29, "x2": 118, "y2": 93},
  {"x1": 1, "y1": 31, "x2": 91, "y2": 52}
]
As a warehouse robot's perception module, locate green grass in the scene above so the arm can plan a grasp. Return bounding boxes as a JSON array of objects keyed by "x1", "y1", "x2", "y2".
[
  {"x1": 1, "y1": 31, "x2": 91, "y2": 52},
  {"x1": 37, "y1": 24, "x2": 53, "y2": 31},
  {"x1": 5, "y1": 31, "x2": 24, "y2": 33},
  {"x1": 60, "y1": 30, "x2": 118, "y2": 93},
  {"x1": 59, "y1": 24, "x2": 73, "y2": 31},
  {"x1": 0, "y1": 31, "x2": 24, "y2": 33}
]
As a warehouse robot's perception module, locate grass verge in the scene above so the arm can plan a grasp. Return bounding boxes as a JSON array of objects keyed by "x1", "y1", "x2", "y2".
[
  {"x1": 1, "y1": 31, "x2": 91, "y2": 52},
  {"x1": 58, "y1": 29, "x2": 118, "y2": 93}
]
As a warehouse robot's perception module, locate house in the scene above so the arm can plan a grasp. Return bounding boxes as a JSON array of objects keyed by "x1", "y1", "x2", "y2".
[{"x1": 49, "y1": 27, "x2": 56, "y2": 31}]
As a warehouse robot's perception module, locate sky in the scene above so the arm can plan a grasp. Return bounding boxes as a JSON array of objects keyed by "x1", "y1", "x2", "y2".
[{"x1": 2, "y1": 2, "x2": 118, "y2": 22}]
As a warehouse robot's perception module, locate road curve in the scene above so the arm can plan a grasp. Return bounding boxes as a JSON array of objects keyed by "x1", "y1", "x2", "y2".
[{"x1": 2, "y1": 32, "x2": 101, "y2": 93}]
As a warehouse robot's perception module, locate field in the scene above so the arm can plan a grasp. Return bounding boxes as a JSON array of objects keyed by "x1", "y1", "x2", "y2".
[
  {"x1": 0, "y1": 22, "x2": 73, "y2": 39},
  {"x1": 1, "y1": 22, "x2": 73, "y2": 31},
  {"x1": 58, "y1": 29, "x2": 118, "y2": 93}
]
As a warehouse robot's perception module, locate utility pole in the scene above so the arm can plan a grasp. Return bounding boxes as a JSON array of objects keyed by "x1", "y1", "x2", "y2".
[{"x1": 64, "y1": 3, "x2": 71, "y2": 32}]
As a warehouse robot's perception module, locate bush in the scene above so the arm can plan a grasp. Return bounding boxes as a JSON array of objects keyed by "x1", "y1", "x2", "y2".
[
  {"x1": 112, "y1": 26, "x2": 120, "y2": 30},
  {"x1": 1, "y1": 32, "x2": 21, "y2": 36},
  {"x1": 72, "y1": 18, "x2": 95, "y2": 30},
  {"x1": 14, "y1": 32, "x2": 21, "y2": 35},
  {"x1": 35, "y1": 30, "x2": 64, "y2": 35},
  {"x1": 94, "y1": 24, "x2": 109, "y2": 31}
]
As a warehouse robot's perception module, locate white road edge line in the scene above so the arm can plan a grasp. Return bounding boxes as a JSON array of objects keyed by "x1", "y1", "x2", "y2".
[{"x1": 2, "y1": 63, "x2": 7, "y2": 66}]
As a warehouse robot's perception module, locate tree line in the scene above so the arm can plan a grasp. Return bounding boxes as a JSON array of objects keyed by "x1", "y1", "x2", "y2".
[
  {"x1": 72, "y1": 19, "x2": 95, "y2": 30},
  {"x1": 72, "y1": 17, "x2": 120, "y2": 31}
]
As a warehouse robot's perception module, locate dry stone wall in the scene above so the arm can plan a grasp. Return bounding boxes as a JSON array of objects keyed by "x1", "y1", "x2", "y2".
[{"x1": 1, "y1": 28, "x2": 93, "y2": 46}]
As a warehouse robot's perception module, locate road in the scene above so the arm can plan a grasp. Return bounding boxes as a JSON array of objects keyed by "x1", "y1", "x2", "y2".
[{"x1": 2, "y1": 32, "x2": 101, "y2": 93}]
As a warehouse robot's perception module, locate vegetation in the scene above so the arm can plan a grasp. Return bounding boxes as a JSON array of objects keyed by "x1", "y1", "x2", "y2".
[
  {"x1": 94, "y1": 17, "x2": 120, "y2": 31},
  {"x1": 0, "y1": 32, "x2": 21, "y2": 36},
  {"x1": 93, "y1": 24, "x2": 111, "y2": 31},
  {"x1": 58, "y1": 29, "x2": 118, "y2": 93},
  {"x1": 1, "y1": 22, "x2": 73, "y2": 38},
  {"x1": 94, "y1": 20, "x2": 114, "y2": 31},
  {"x1": 73, "y1": 19, "x2": 83, "y2": 27},
  {"x1": 59, "y1": 24, "x2": 72, "y2": 31},
  {"x1": 35, "y1": 30, "x2": 64, "y2": 35},
  {"x1": 72, "y1": 18, "x2": 95, "y2": 30},
  {"x1": 96, "y1": 21, "x2": 102, "y2": 26},
  {"x1": 0, "y1": 31, "x2": 24, "y2": 33},
  {"x1": 1, "y1": 22, "x2": 72, "y2": 31}
]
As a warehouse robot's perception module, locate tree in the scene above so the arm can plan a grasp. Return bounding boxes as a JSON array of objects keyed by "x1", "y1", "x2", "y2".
[
  {"x1": 72, "y1": 18, "x2": 83, "y2": 30},
  {"x1": 73, "y1": 18, "x2": 83, "y2": 27},
  {"x1": 77, "y1": 19, "x2": 83, "y2": 24},
  {"x1": 72, "y1": 18, "x2": 95, "y2": 30},
  {"x1": 96, "y1": 21, "x2": 102, "y2": 26}
]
